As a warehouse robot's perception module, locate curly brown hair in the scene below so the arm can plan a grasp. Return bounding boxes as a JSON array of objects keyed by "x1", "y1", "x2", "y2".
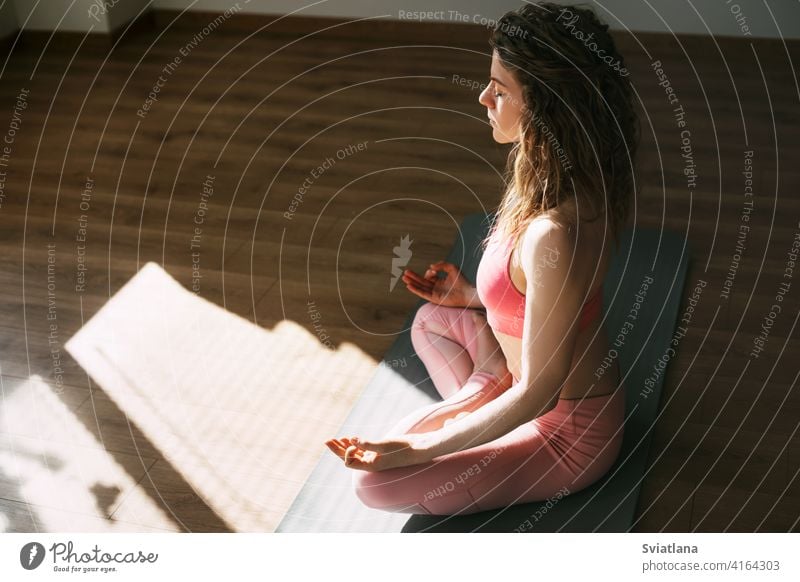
[{"x1": 482, "y1": 2, "x2": 639, "y2": 256}]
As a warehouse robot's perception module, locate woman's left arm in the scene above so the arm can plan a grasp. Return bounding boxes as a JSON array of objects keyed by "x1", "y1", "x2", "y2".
[
  {"x1": 418, "y1": 220, "x2": 589, "y2": 461},
  {"x1": 417, "y1": 375, "x2": 560, "y2": 460}
]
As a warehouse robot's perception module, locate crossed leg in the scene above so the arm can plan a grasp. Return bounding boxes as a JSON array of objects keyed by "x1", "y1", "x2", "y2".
[
  {"x1": 351, "y1": 379, "x2": 603, "y2": 515},
  {"x1": 349, "y1": 302, "x2": 624, "y2": 515},
  {"x1": 400, "y1": 304, "x2": 512, "y2": 434}
]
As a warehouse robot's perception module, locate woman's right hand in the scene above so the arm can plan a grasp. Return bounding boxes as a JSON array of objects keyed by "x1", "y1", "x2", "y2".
[{"x1": 401, "y1": 261, "x2": 482, "y2": 308}]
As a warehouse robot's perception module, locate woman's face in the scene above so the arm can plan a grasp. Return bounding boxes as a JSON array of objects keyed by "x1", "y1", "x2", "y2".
[{"x1": 479, "y1": 50, "x2": 525, "y2": 144}]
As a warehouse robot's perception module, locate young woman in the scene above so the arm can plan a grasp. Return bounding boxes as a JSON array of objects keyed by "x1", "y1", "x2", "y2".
[{"x1": 325, "y1": 2, "x2": 639, "y2": 515}]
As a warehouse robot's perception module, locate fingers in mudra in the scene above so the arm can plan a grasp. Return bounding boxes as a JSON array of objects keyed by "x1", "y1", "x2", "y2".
[
  {"x1": 324, "y1": 437, "x2": 381, "y2": 468},
  {"x1": 324, "y1": 435, "x2": 423, "y2": 472},
  {"x1": 402, "y1": 269, "x2": 433, "y2": 295}
]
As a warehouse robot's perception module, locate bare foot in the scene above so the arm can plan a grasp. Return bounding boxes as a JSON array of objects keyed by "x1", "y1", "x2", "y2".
[{"x1": 470, "y1": 311, "x2": 512, "y2": 384}]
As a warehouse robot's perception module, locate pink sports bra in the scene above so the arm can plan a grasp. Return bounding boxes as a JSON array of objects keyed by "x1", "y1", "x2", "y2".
[{"x1": 475, "y1": 226, "x2": 603, "y2": 338}]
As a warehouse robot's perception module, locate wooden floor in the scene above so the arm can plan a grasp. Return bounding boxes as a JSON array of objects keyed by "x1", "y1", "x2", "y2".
[{"x1": 0, "y1": 10, "x2": 798, "y2": 532}]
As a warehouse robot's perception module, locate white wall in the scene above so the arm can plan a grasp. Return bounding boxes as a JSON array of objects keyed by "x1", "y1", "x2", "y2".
[
  {"x1": 0, "y1": 0, "x2": 19, "y2": 39},
  {"x1": 153, "y1": 0, "x2": 800, "y2": 39},
  {"x1": 11, "y1": 0, "x2": 152, "y2": 34},
  {"x1": 13, "y1": 0, "x2": 112, "y2": 33}
]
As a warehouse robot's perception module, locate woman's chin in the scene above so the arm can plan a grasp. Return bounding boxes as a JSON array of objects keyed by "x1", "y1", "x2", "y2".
[{"x1": 491, "y1": 127, "x2": 513, "y2": 144}]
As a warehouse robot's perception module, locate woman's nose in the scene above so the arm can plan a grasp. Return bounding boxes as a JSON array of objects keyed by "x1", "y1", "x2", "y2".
[{"x1": 478, "y1": 85, "x2": 491, "y2": 106}]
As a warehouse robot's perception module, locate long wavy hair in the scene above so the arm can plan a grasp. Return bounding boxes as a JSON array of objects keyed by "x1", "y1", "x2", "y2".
[{"x1": 481, "y1": 2, "x2": 639, "y2": 258}]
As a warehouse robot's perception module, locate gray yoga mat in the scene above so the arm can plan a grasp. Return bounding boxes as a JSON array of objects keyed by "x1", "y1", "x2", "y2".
[{"x1": 276, "y1": 212, "x2": 690, "y2": 532}]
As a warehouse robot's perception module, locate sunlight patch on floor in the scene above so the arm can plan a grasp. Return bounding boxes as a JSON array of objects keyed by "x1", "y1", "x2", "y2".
[
  {"x1": 64, "y1": 262, "x2": 377, "y2": 532},
  {"x1": 0, "y1": 374, "x2": 177, "y2": 532}
]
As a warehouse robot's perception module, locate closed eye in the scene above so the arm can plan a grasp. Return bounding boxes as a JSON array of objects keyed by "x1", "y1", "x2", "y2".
[{"x1": 488, "y1": 79, "x2": 505, "y2": 99}]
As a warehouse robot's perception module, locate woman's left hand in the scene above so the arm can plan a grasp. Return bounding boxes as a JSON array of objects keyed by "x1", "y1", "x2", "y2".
[{"x1": 324, "y1": 434, "x2": 431, "y2": 472}]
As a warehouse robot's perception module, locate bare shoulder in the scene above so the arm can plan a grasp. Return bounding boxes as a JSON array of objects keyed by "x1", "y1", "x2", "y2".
[
  {"x1": 519, "y1": 215, "x2": 592, "y2": 292},
  {"x1": 519, "y1": 215, "x2": 575, "y2": 258}
]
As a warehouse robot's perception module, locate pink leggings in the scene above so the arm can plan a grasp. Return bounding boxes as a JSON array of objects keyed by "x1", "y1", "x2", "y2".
[{"x1": 351, "y1": 303, "x2": 625, "y2": 515}]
